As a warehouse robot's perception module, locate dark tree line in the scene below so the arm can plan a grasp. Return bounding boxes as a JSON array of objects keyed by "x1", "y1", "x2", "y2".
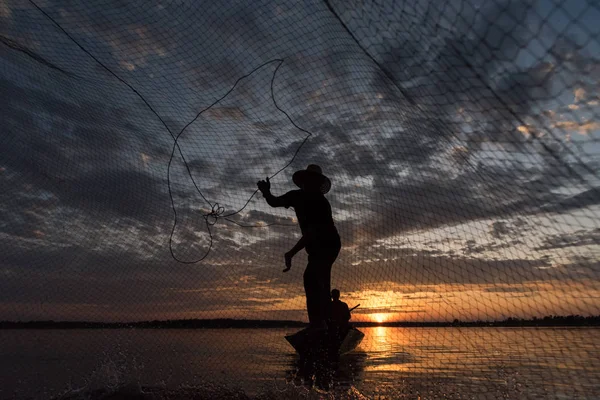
[{"x1": 1, "y1": 315, "x2": 599, "y2": 329}]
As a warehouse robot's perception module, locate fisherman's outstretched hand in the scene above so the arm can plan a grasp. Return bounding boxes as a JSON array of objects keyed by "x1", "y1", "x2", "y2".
[
  {"x1": 257, "y1": 177, "x2": 271, "y2": 194},
  {"x1": 283, "y1": 251, "x2": 292, "y2": 272}
]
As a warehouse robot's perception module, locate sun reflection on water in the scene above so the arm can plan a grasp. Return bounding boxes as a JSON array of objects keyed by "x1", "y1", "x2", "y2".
[{"x1": 360, "y1": 327, "x2": 415, "y2": 373}]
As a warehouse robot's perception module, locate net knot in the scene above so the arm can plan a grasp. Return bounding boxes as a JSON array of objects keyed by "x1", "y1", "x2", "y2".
[{"x1": 204, "y1": 203, "x2": 225, "y2": 226}]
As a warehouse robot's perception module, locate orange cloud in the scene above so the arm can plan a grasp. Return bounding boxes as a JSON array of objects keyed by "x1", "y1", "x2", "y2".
[
  {"x1": 517, "y1": 125, "x2": 534, "y2": 137},
  {"x1": 554, "y1": 120, "x2": 600, "y2": 135},
  {"x1": 574, "y1": 87, "x2": 586, "y2": 102},
  {"x1": 120, "y1": 61, "x2": 136, "y2": 71},
  {"x1": 204, "y1": 107, "x2": 246, "y2": 120}
]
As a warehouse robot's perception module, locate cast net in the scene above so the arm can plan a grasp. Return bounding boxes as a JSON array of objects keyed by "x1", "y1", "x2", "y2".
[{"x1": 1, "y1": 0, "x2": 599, "y2": 398}]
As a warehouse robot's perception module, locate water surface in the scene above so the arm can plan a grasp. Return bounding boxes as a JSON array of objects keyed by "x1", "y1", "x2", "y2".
[{"x1": 1, "y1": 327, "x2": 598, "y2": 399}]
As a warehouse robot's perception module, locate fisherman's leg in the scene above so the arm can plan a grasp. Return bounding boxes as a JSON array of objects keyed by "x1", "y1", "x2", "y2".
[
  {"x1": 314, "y1": 261, "x2": 331, "y2": 324},
  {"x1": 320, "y1": 242, "x2": 341, "y2": 324},
  {"x1": 303, "y1": 258, "x2": 321, "y2": 324}
]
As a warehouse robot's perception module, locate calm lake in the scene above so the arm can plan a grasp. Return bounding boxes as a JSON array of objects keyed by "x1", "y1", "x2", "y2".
[{"x1": 1, "y1": 327, "x2": 599, "y2": 399}]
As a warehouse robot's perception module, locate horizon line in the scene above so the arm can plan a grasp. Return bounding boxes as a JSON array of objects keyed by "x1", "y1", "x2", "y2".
[{"x1": 1, "y1": 314, "x2": 599, "y2": 326}]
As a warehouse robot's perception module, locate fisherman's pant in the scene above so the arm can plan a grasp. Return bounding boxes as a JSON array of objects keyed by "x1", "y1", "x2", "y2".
[{"x1": 304, "y1": 238, "x2": 341, "y2": 325}]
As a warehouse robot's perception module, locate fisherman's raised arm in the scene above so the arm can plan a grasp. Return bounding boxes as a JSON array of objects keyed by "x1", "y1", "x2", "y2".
[{"x1": 257, "y1": 177, "x2": 293, "y2": 208}]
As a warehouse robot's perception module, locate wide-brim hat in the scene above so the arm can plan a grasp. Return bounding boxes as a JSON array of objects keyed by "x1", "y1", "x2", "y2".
[{"x1": 292, "y1": 164, "x2": 331, "y2": 194}]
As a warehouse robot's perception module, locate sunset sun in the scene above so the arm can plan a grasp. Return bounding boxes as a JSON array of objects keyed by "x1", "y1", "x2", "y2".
[{"x1": 371, "y1": 313, "x2": 389, "y2": 324}]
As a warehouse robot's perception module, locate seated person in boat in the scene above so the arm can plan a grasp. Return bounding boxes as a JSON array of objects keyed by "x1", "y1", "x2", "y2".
[{"x1": 329, "y1": 289, "x2": 351, "y2": 339}]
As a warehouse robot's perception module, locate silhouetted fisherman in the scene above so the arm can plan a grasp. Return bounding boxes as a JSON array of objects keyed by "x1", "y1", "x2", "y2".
[
  {"x1": 329, "y1": 289, "x2": 351, "y2": 340},
  {"x1": 258, "y1": 164, "x2": 341, "y2": 330}
]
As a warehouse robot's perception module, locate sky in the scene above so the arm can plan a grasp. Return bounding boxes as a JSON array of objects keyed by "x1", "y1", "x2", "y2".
[{"x1": 0, "y1": 0, "x2": 599, "y2": 322}]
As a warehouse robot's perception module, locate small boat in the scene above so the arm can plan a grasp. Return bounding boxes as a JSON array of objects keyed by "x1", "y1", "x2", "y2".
[
  {"x1": 285, "y1": 326, "x2": 365, "y2": 356},
  {"x1": 338, "y1": 327, "x2": 365, "y2": 355}
]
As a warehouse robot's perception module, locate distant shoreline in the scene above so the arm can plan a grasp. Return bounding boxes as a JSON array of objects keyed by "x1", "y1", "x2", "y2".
[{"x1": 1, "y1": 315, "x2": 599, "y2": 329}]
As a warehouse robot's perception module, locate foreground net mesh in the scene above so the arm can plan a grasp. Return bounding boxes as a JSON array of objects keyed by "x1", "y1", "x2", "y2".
[{"x1": 1, "y1": 0, "x2": 599, "y2": 398}]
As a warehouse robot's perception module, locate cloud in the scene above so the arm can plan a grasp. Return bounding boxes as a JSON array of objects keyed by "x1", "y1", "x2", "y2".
[
  {"x1": 553, "y1": 120, "x2": 600, "y2": 135},
  {"x1": 483, "y1": 286, "x2": 537, "y2": 293},
  {"x1": 534, "y1": 229, "x2": 600, "y2": 251},
  {"x1": 331, "y1": 163, "x2": 560, "y2": 247},
  {"x1": 490, "y1": 221, "x2": 513, "y2": 239},
  {"x1": 574, "y1": 87, "x2": 586, "y2": 102},
  {"x1": 57, "y1": 169, "x2": 166, "y2": 221},
  {"x1": 0, "y1": 1, "x2": 11, "y2": 19},
  {"x1": 461, "y1": 239, "x2": 525, "y2": 256},
  {"x1": 328, "y1": 245, "x2": 558, "y2": 289},
  {"x1": 1, "y1": 78, "x2": 171, "y2": 226},
  {"x1": 540, "y1": 188, "x2": 600, "y2": 213},
  {"x1": 204, "y1": 107, "x2": 247, "y2": 121}
]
